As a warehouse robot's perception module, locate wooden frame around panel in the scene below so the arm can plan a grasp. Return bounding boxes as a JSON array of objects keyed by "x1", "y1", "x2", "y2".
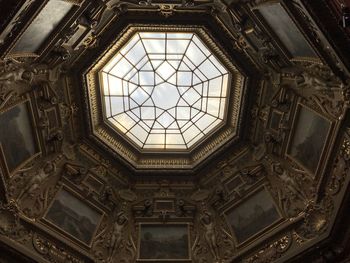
[
  {"x1": 137, "y1": 222, "x2": 191, "y2": 262},
  {"x1": 82, "y1": 173, "x2": 104, "y2": 194},
  {"x1": 252, "y1": 0, "x2": 321, "y2": 63},
  {"x1": 224, "y1": 174, "x2": 244, "y2": 194},
  {"x1": 6, "y1": 0, "x2": 81, "y2": 59},
  {"x1": 0, "y1": 98, "x2": 41, "y2": 178},
  {"x1": 223, "y1": 185, "x2": 283, "y2": 247},
  {"x1": 0, "y1": 0, "x2": 27, "y2": 40},
  {"x1": 268, "y1": 108, "x2": 284, "y2": 133},
  {"x1": 285, "y1": 102, "x2": 333, "y2": 178},
  {"x1": 153, "y1": 199, "x2": 176, "y2": 213},
  {"x1": 42, "y1": 184, "x2": 104, "y2": 248}
]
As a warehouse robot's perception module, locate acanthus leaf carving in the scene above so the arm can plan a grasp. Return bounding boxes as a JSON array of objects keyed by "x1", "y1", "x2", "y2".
[
  {"x1": 0, "y1": 200, "x2": 32, "y2": 244},
  {"x1": 243, "y1": 233, "x2": 292, "y2": 263},
  {"x1": 32, "y1": 233, "x2": 85, "y2": 263},
  {"x1": 294, "y1": 195, "x2": 334, "y2": 241}
]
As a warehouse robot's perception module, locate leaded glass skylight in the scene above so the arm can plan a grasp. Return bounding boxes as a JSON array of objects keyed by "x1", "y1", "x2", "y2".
[{"x1": 100, "y1": 31, "x2": 231, "y2": 150}]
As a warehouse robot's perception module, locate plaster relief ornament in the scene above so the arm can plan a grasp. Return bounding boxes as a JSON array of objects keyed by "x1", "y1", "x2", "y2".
[
  {"x1": 0, "y1": 61, "x2": 34, "y2": 100},
  {"x1": 17, "y1": 161, "x2": 56, "y2": 201},
  {"x1": 108, "y1": 211, "x2": 128, "y2": 262},
  {"x1": 295, "y1": 64, "x2": 341, "y2": 90},
  {"x1": 272, "y1": 163, "x2": 308, "y2": 202},
  {"x1": 0, "y1": 64, "x2": 33, "y2": 86},
  {"x1": 270, "y1": 162, "x2": 312, "y2": 218},
  {"x1": 190, "y1": 189, "x2": 211, "y2": 202},
  {"x1": 200, "y1": 211, "x2": 221, "y2": 262},
  {"x1": 118, "y1": 189, "x2": 137, "y2": 202}
]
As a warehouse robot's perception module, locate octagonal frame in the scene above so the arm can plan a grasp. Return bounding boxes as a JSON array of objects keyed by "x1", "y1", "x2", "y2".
[
  {"x1": 85, "y1": 24, "x2": 245, "y2": 170},
  {"x1": 100, "y1": 31, "x2": 231, "y2": 151}
]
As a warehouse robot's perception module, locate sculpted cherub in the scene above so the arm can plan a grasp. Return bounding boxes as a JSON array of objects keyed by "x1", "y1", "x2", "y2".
[{"x1": 17, "y1": 161, "x2": 56, "y2": 201}]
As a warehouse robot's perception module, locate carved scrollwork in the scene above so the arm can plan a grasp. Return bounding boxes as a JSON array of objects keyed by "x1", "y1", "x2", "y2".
[
  {"x1": 32, "y1": 233, "x2": 85, "y2": 263},
  {"x1": 327, "y1": 135, "x2": 350, "y2": 195},
  {"x1": 243, "y1": 234, "x2": 292, "y2": 263},
  {"x1": 63, "y1": 161, "x2": 88, "y2": 184},
  {"x1": 265, "y1": 158, "x2": 314, "y2": 218},
  {"x1": 0, "y1": 200, "x2": 32, "y2": 244},
  {"x1": 8, "y1": 154, "x2": 65, "y2": 219},
  {"x1": 294, "y1": 196, "x2": 334, "y2": 241},
  {"x1": 132, "y1": 199, "x2": 153, "y2": 217}
]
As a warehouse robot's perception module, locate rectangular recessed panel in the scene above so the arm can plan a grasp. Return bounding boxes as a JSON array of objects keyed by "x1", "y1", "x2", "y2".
[{"x1": 12, "y1": 0, "x2": 73, "y2": 53}]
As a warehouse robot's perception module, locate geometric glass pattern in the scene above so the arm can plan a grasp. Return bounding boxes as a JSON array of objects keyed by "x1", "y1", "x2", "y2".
[{"x1": 100, "y1": 32, "x2": 231, "y2": 150}]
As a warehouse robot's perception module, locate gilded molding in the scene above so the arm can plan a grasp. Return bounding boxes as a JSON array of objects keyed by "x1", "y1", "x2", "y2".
[{"x1": 85, "y1": 24, "x2": 246, "y2": 170}]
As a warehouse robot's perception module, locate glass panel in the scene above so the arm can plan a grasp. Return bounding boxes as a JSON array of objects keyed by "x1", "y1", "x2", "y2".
[
  {"x1": 221, "y1": 74, "x2": 229, "y2": 96},
  {"x1": 167, "y1": 39, "x2": 190, "y2": 54},
  {"x1": 138, "y1": 121, "x2": 150, "y2": 132},
  {"x1": 127, "y1": 133, "x2": 143, "y2": 147},
  {"x1": 100, "y1": 31, "x2": 229, "y2": 149},
  {"x1": 149, "y1": 54, "x2": 165, "y2": 60},
  {"x1": 124, "y1": 67, "x2": 138, "y2": 82},
  {"x1": 129, "y1": 124, "x2": 148, "y2": 142},
  {"x1": 142, "y1": 39, "x2": 165, "y2": 53},
  {"x1": 109, "y1": 118, "x2": 127, "y2": 133},
  {"x1": 199, "y1": 59, "x2": 221, "y2": 79},
  {"x1": 157, "y1": 112, "x2": 174, "y2": 128},
  {"x1": 143, "y1": 120, "x2": 155, "y2": 128},
  {"x1": 176, "y1": 107, "x2": 191, "y2": 120},
  {"x1": 167, "y1": 33, "x2": 193, "y2": 39},
  {"x1": 192, "y1": 35, "x2": 211, "y2": 56},
  {"x1": 166, "y1": 134, "x2": 185, "y2": 145},
  {"x1": 130, "y1": 88, "x2": 149, "y2": 105},
  {"x1": 109, "y1": 57, "x2": 133, "y2": 78},
  {"x1": 183, "y1": 125, "x2": 201, "y2": 142},
  {"x1": 182, "y1": 88, "x2": 201, "y2": 106},
  {"x1": 114, "y1": 113, "x2": 135, "y2": 130},
  {"x1": 146, "y1": 134, "x2": 165, "y2": 144},
  {"x1": 208, "y1": 77, "x2": 223, "y2": 97},
  {"x1": 101, "y1": 72, "x2": 110, "y2": 95},
  {"x1": 139, "y1": 72, "x2": 154, "y2": 86},
  {"x1": 144, "y1": 144, "x2": 164, "y2": 149},
  {"x1": 207, "y1": 98, "x2": 220, "y2": 117},
  {"x1": 192, "y1": 111, "x2": 205, "y2": 123},
  {"x1": 196, "y1": 114, "x2": 216, "y2": 131},
  {"x1": 110, "y1": 97, "x2": 124, "y2": 116},
  {"x1": 177, "y1": 71, "x2": 192, "y2": 86},
  {"x1": 108, "y1": 76, "x2": 123, "y2": 95},
  {"x1": 104, "y1": 54, "x2": 123, "y2": 73},
  {"x1": 120, "y1": 34, "x2": 140, "y2": 55},
  {"x1": 152, "y1": 83, "x2": 179, "y2": 110},
  {"x1": 185, "y1": 42, "x2": 206, "y2": 65},
  {"x1": 157, "y1": 61, "x2": 176, "y2": 80},
  {"x1": 177, "y1": 120, "x2": 188, "y2": 129},
  {"x1": 219, "y1": 98, "x2": 226, "y2": 119},
  {"x1": 209, "y1": 55, "x2": 227, "y2": 74},
  {"x1": 104, "y1": 97, "x2": 111, "y2": 117},
  {"x1": 139, "y1": 32, "x2": 165, "y2": 38},
  {"x1": 203, "y1": 118, "x2": 222, "y2": 134}
]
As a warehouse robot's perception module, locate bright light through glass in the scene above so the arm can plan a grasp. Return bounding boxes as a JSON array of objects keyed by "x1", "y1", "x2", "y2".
[{"x1": 101, "y1": 32, "x2": 230, "y2": 150}]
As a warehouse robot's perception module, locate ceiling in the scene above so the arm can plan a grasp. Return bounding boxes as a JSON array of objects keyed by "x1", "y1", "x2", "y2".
[{"x1": 0, "y1": 0, "x2": 350, "y2": 262}]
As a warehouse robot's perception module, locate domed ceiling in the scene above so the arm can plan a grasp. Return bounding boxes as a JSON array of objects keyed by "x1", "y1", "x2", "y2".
[
  {"x1": 84, "y1": 23, "x2": 246, "y2": 170},
  {"x1": 0, "y1": 0, "x2": 350, "y2": 263}
]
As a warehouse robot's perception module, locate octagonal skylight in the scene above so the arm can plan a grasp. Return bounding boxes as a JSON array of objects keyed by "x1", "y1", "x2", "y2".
[{"x1": 100, "y1": 32, "x2": 231, "y2": 150}]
